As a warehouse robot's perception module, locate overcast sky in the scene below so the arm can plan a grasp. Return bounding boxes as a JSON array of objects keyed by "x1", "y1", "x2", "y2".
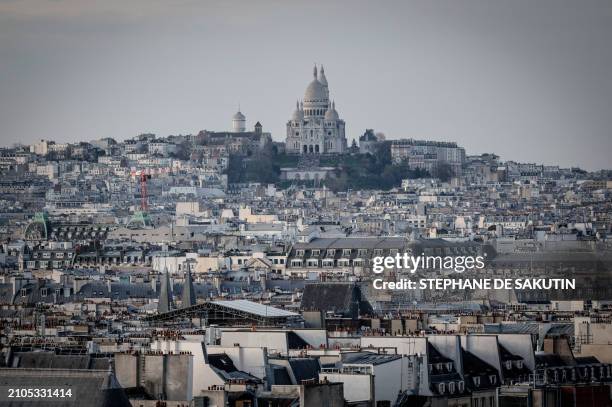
[{"x1": 1, "y1": 0, "x2": 611, "y2": 170}]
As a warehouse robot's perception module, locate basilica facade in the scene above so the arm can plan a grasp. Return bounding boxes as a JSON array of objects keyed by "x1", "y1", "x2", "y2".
[{"x1": 285, "y1": 65, "x2": 347, "y2": 155}]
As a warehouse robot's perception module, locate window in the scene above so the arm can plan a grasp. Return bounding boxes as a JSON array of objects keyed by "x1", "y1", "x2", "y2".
[
  {"x1": 41, "y1": 288, "x2": 48, "y2": 297},
  {"x1": 448, "y1": 382, "x2": 455, "y2": 393},
  {"x1": 473, "y1": 376, "x2": 480, "y2": 387},
  {"x1": 438, "y1": 383, "x2": 445, "y2": 394},
  {"x1": 457, "y1": 381, "x2": 464, "y2": 392},
  {"x1": 489, "y1": 375, "x2": 496, "y2": 385},
  {"x1": 311, "y1": 249, "x2": 320, "y2": 256},
  {"x1": 306, "y1": 259, "x2": 319, "y2": 268},
  {"x1": 20, "y1": 288, "x2": 27, "y2": 297}
]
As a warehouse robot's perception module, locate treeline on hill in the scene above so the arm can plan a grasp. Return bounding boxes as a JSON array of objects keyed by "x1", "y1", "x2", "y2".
[{"x1": 226, "y1": 143, "x2": 430, "y2": 190}]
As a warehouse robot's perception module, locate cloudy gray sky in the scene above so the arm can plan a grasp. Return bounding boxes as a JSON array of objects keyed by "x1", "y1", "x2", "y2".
[{"x1": 1, "y1": 0, "x2": 611, "y2": 170}]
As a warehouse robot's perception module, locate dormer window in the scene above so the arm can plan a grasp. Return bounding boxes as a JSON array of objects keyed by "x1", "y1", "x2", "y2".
[
  {"x1": 446, "y1": 362, "x2": 453, "y2": 372},
  {"x1": 516, "y1": 360, "x2": 523, "y2": 369},
  {"x1": 506, "y1": 361, "x2": 513, "y2": 370},
  {"x1": 448, "y1": 382, "x2": 455, "y2": 394},
  {"x1": 438, "y1": 383, "x2": 445, "y2": 394},
  {"x1": 489, "y1": 375, "x2": 496, "y2": 385},
  {"x1": 342, "y1": 249, "x2": 351, "y2": 257},
  {"x1": 311, "y1": 250, "x2": 320, "y2": 257},
  {"x1": 458, "y1": 381, "x2": 465, "y2": 392},
  {"x1": 296, "y1": 250, "x2": 305, "y2": 256},
  {"x1": 473, "y1": 376, "x2": 480, "y2": 387}
]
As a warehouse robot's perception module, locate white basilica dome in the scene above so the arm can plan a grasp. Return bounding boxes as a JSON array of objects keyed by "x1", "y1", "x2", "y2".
[{"x1": 304, "y1": 79, "x2": 327, "y2": 103}]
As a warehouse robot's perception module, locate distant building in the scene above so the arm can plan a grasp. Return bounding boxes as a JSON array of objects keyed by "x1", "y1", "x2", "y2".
[
  {"x1": 390, "y1": 138, "x2": 465, "y2": 177},
  {"x1": 197, "y1": 110, "x2": 272, "y2": 156},
  {"x1": 358, "y1": 129, "x2": 381, "y2": 155},
  {"x1": 285, "y1": 65, "x2": 347, "y2": 155}
]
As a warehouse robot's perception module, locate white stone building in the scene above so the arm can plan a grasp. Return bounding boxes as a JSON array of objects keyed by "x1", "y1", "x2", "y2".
[{"x1": 285, "y1": 65, "x2": 347, "y2": 155}]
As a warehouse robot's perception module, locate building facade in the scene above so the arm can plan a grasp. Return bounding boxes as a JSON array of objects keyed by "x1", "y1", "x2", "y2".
[{"x1": 391, "y1": 138, "x2": 465, "y2": 177}]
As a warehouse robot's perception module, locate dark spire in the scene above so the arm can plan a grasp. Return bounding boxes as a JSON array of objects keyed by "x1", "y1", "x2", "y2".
[
  {"x1": 157, "y1": 266, "x2": 173, "y2": 313},
  {"x1": 182, "y1": 266, "x2": 196, "y2": 308}
]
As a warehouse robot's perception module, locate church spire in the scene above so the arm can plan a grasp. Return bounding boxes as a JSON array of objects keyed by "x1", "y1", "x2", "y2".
[
  {"x1": 313, "y1": 64, "x2": 318, "y2": 79},
  {"x1": 182, "y1": 266, "x2": 195, "y2": 308},
  {"x1": 157, "y1": 266, "x2": 173, "y2": 313}
]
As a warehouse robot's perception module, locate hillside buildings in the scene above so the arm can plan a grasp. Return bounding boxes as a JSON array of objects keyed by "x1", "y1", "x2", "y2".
[{"x1": 0, "y1": 64, "x2": 610, "y2": 407}]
